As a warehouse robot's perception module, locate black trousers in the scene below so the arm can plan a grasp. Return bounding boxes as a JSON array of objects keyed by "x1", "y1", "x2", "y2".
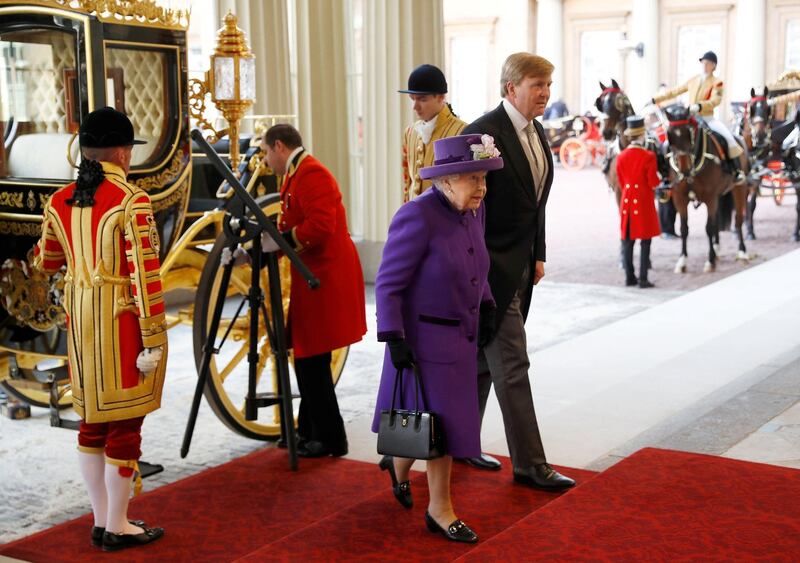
[
  {"x1": 623, "y1": 236, "x2": 652, "y2": 283},
  {"x1": 295, "y1": 351, "x2": 347, "y2": 447},
  {"x1": 658, "y1": 199, "x2": 677, "y2": 235}
]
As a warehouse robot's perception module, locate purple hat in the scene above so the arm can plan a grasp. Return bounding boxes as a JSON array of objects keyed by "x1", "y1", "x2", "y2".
[{"x1": 419, "y1": 134, "x2": 504, "y2": 179}]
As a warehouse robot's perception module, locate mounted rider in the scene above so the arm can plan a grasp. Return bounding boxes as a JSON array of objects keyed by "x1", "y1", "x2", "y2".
[{"x1": 652, "y1": 51, "x2": 745, "y2": 182}]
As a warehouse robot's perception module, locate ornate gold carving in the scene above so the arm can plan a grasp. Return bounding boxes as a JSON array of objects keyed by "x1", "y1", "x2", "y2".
[
  {"x1": 26, "y1": 190, "x2": 37, "y2": 211},
  {"x1": 40, "y1": 0, "x2": 189, "y2": 30},
  {"x1": 151, "y1": 180, "x2": 186, "y2": 213},
  {"x1": 39, "y1": 193, "x2": 52, "y2": 209},
  {"x1": 188, "y1": 78, "x2": 225, "y2": 143},
  {"x1": 0, "y1": 221, "x2": 41, "y2": 237},
  {"x1": 132, "y1": 149, "x2": 186, "y2": 191},
  {"x1": 0, "y1": 251, "x2": 67, "y2": 331},
  {"x1": 0, "y1": 192, "x2": 25, "y2": 209}
]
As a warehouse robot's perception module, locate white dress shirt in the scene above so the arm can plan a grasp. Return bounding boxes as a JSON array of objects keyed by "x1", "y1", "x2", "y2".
[{"x1": 502, "y1": 98, "x2": 548, "y2": 200}]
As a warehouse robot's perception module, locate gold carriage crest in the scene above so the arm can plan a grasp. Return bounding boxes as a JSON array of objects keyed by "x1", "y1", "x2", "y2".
[{"x1": 0, "y1": 251, "x2": 67, "y2": 331}]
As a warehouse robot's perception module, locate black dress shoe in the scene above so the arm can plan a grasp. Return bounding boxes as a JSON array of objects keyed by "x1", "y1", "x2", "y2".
[
  {"x1": 463, "y1": 453, "x2": 502, "y2": 471},
  {"x1": 297, "y1": 440, "x2": 348, "y2": 458},
  {"x1": 378, "y1": 455, "x2": 413, "y2": 509},
  {"x1": 424, "y1": 512, "x2": 478, "y2": 543},
  {"x1": 90, "y1": 520, "x2": 146, "y2": 547},
  {"x1": 102, "y1": 526, "x2": 164, "y2": 552},
  {"x1": 277, "y1": 435, "x2": 307, "y2": 450},
  {"x1": 625, "y1": 277, "x2": 639, "y2": 287},
  {"x1": 514, "y1": 463, "x2": 575, "y2": 491},
  {"x1": 639, "y1": 280, "x2": 655, "y2": 289}
]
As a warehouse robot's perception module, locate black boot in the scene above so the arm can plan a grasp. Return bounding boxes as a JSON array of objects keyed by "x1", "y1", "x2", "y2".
[
  {"x1": 623, "y1": 239, "x2": 637, "y2": 286},
  {"x1": 728, "y1": 156, "x2": 745, "y2": 183},
  {"x1": 639, "y1": 239, "x2": 654, "y2": 288}
]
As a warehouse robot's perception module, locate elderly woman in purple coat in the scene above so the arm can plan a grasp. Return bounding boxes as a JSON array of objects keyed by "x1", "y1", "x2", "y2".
[{"x1": 372, "y1": 134, "x2": 503, "y2": 543}]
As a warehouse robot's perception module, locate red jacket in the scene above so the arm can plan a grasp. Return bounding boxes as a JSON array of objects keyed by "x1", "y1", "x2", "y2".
[
  {"x1": 616, "y1": 144, "x2": 661, "y2": 240},
  {"x1": 278, "y1": 152, "x2": 366, "y2": 358}
]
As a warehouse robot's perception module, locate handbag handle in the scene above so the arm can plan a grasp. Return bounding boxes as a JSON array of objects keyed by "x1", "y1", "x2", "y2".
[{"x1": 389, "y1": 363, "x2": 430, "y2": 416}]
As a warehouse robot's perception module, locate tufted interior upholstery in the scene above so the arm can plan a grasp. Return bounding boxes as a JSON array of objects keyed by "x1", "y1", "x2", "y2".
[
  {"x1": 7, "y1": 133, "x2": 79, "y2": 180},
  {"x1": 106, "y1": 48, "x2": 166, "y2": 164},
  {"x1": 12, "y1": 32, "x2": 76, "y2": 134}
]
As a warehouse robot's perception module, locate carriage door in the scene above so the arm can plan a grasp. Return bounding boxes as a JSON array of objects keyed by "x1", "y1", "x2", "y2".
[{"x1": 0, "y1": 14, "x2": 88, "y2": 182}]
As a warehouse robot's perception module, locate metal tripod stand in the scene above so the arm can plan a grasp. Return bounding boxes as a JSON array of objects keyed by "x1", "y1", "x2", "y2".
[{"x1": 181, "y1": 129, "x2": 319, "y2": 470}]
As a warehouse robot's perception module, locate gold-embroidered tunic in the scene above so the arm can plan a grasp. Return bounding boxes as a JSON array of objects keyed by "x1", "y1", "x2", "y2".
[
  {"x1": 402, "y1": 105, "x2": 466, "y2": 202},
  {"x1": 34, "y1": 162, "x2": 167, "y2": 423}
]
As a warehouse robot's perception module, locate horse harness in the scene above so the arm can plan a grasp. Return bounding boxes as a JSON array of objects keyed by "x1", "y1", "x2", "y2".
[{"x1": 667, "y1": 117, "x2": 729, "y2": 189}]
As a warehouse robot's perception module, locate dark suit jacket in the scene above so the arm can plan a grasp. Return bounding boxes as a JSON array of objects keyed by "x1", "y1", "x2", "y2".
[{"x1": 463, "y1": 102, "x2": 554, "y2": 324}]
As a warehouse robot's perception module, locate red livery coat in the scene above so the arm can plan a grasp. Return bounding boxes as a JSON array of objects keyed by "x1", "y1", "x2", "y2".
[
  {"x1": 616, "y1": 144, "x2": 661, "y2": 240},
  {"x1": 278, "y1": 152, "x2": 367, "y2": 358}
]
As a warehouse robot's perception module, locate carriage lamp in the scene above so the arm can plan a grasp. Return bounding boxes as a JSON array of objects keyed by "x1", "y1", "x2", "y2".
[{"x1": 189, "y1": 11, "x2": 255, "y2": 176}]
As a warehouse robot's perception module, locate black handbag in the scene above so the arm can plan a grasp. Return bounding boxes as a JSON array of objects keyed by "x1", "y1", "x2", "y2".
[{"x1": 377, "y1": 364, "x2": 444, "y2": 460}]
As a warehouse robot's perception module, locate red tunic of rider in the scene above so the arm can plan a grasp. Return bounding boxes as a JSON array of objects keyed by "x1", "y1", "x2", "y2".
[{"x1": 616, "y1": 144, "x2": 661, "y2": 240}]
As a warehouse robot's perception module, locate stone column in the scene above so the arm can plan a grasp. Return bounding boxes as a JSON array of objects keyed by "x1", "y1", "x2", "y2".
[
  {"x1": 732, "y1": 0, "x2": 766, "y2": 101},
  {"x1": 216, "y1": 0, "x2": 293, "y2": 115},
  {"x1": 360, "y1": 0, "x2": 443, "y2": 279},
  {"x1": 294, "y1": 0, "x2": 350, "y2": 209},
  {"x1": 628, "y1": 0, "x2": 660, "y2": 110},
  {"x1": 536, "y1": 0, "x2": 564, "y2": 102}
]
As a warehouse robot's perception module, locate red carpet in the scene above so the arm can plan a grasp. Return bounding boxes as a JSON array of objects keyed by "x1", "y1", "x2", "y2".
[
  {"x1": 4, "y1": 447, "x2": 798, "y2": 561},
  {"x1": 237, "y1": 460, "x2": 596, "y2": 562},
  {"x1": 458, "y1": 448, "x2": 800, "y2": 562},
  {"x1": 0, "y1": 448, "x2": 389, "y2": 563}
]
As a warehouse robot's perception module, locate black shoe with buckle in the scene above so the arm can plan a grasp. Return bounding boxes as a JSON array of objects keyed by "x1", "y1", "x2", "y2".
[
  {"x1": 462, "y1": 453, "x2": 502, "y2": 471},
  {"x1": 424, "y1": 512, "x2": 478, "y2": 543},
  {"x1": 378, "y1": 455, "x2": 413, "y2": 508},
  {"x1": 90, "y1": 520, "x2": 146, "y2": 547},
  {"x1": 297, "y1": 439, "x2": 348, "y2": 458},
  {"x1": 102, "y1": 526, "x2": 164, "y2": 552},
  {"x1": 513, "y1": 463, "x2": 576, "y2": 491}
]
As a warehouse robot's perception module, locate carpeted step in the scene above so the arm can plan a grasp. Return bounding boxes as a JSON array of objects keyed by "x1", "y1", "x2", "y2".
[
  {"x1": 237, "y1": 458, "x2": 596, "y2": 562},
  {"x1": 456, "y1": 448, "x2": 800, "y2": 562},
  {"x1": 0, "y1": 448, "x2": 389, "y2": 563}
]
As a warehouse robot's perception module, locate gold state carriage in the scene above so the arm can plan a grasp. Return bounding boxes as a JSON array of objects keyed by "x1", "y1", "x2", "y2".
[{"x1": 0, "y1": 0, "x2": 347, "y2": 441}]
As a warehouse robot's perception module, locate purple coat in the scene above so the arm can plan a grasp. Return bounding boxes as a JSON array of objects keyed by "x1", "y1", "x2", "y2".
[{"x1": 372, "y1": 188, "x2": 494, "y2": 458}]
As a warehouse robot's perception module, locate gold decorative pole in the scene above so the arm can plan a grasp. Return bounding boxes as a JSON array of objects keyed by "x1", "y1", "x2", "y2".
[{"x1": 206, "y1": 12, "x2": 256, "y2": 173}]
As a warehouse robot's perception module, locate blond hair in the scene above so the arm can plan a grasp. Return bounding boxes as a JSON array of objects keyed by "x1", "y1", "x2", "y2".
[{"x1": 500, "y1": 53, "x2": 554, "y2": 97}]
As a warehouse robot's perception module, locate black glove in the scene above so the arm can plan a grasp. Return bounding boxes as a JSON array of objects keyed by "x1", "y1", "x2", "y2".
[
  {"x1": 387, "y1": 339, "x2": 414, "y2": 369},
  {"x1": 477, "y1": 303, "x2": 497, "y2": 348}
]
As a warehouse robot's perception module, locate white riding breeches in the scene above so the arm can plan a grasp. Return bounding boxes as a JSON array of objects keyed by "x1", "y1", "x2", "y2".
[
  {"x1": 696, "y1": 116, "x2": 744, "y2": 159},
  {"x1": 783, "y1": 127, "x2": 799, "y2": 152}
]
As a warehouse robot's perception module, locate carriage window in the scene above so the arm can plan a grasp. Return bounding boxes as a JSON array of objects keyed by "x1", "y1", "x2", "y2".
[
  {"x1": 0, "y1": 29, "x2": 79, "y2": 180},
  {"x1": 104, "y1": 45, "x2": 170, "y2": 168}
]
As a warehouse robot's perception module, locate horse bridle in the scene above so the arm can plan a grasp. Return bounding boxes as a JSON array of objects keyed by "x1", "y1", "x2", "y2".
[
  {"x1": 666, "y1": 116, "x2": 718, "y2": 184},
  {"x1": 747, "y1": 95, "x2": 771, "y2": 157},
  {"x1": 596, "y1": 88, "x2": 633, "y2": 140}
]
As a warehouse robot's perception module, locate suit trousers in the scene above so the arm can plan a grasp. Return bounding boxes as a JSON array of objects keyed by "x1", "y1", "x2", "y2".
[
  {"x1": 477, "y1": 266, "x2": 546, "y2": 469},
  {"x1": 295, "y1": 351, "x2": 347, "y2": 447}
]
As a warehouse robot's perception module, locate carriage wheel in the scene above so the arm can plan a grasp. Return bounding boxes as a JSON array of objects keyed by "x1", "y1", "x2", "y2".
[
  {"x1": 192, "y1": 195, "x2": 348, "y2": 440},
  {"x1": 773, "y1": 189, "x2": 785, "y2": 206},
  {"x1": 559, "y1": 138, "x2": 589, "y2": 170}
]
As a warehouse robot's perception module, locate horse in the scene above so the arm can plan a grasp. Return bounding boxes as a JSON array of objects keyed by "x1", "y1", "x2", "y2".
[
  {"x1": 664, "y1": 104, "x2": 749, "y2": 273},
  {"x1": 595, "y1": 79, "x2": 634, "y2": 206},
  {"x1": 746, "y1": 87, "x2": 800, "y2": 241}
]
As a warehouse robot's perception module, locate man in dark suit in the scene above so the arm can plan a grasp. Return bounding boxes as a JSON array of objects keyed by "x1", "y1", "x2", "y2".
[{"x1": 462, "y1": 52, "x2": 575, "y2": 490}]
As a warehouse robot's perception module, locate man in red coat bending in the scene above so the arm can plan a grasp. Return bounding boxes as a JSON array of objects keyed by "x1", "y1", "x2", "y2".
[
  {"x1": 260, "y1": 124, "x2": 367, "y2": 457},
  {"x1": 616, "y1": 115, "x2": 661, "y2": 288}
]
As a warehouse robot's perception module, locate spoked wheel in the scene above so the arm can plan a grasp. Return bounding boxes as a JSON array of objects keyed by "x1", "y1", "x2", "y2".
[
  {"x1": 192, "y1": 194, "x2": 348, "y2": 440},
  {"x1": 559, "y1": 138, "x2": 589, "y2": 170}
]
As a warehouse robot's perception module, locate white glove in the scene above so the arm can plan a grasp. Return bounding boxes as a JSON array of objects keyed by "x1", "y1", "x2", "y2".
[
  {"x1": 136, "y1": 347, "x2": 163, "y2": 376},
  {"x1": 261, "y1": 232, "x2": 280, "y2": 253},
  {"x1": 220, "y1": 246, "x2": 251, "y2": 267},
  {"x1": 689, "y1": 104, "x2": 701, "y2": 114}
]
